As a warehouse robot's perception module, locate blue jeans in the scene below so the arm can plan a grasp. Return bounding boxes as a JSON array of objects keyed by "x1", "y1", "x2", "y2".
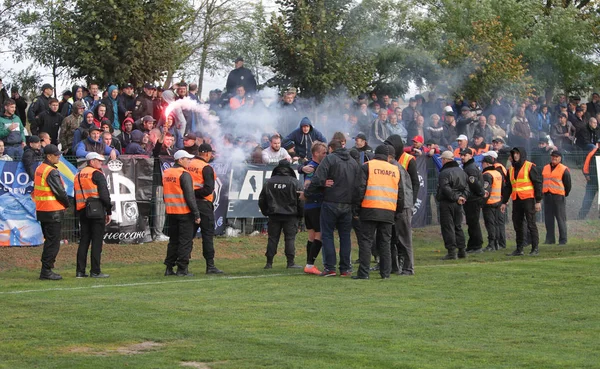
[{"x1": 320, "y1": 201, "x2": 353, "y2": 273}]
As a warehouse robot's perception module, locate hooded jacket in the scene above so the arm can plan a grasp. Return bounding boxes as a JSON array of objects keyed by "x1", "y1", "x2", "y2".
[
  {"x1": 161, "y1": 90, "x2": 187, "y2": 136},
  {"x1": 436, "y1": 160, "x2": 470, "y2": 202},
  {"x1": 125, "y1": 130, "x2": 147, "y2": 155},
  {"x1": 284, "y1": 118, "x2": 327, "y2": 160},
  {"x1": 258, "y1": 161, "x2": 302, "y2": 217},
  {"x1": 100, "y1": 85, "x2": 120, "y2": 130},
  {"x1": 502, "y1": 147, "x2": 543, "y2": 203},
  {"x1": 61, "y1": 85, "x2": 89, "y2": 116},
  {"x1": 384, "y1": 134, "x2": 419, "y2": 205},
  {"x1": 33, "y1": 108, "x2": 64, "y2": 145},
  {"x1": 59, "y1": 100, "x2": 85, "y2": 152},
  {"x1": 304, "y1": 147, "x2": 362, "y2": 207},
  {"x1": 117, "y1": 117, "x2": 134, "y2": 151}
]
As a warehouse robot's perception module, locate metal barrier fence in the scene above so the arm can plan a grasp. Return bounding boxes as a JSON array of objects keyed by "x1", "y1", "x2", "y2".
[{"x1": 55, "y1": 150, "x2": 597, "y2": 241}]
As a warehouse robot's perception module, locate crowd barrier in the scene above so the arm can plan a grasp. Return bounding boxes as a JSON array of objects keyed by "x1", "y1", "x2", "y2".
[{"x1": 0, "y1": 151, "x2": 597, "y2": 246}]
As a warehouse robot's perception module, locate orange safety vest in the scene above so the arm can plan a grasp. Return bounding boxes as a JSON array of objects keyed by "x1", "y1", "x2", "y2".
[
  {"x1": 542, "y1": 163, "x2": 568, "y2": 196},
  {"x1": 494, "y1": 162, "x2": 507, "y2": 177},
  {"x1": 583, "y1": 147, "x2": 598, "y2": 176},
  {"x1": 74, "y1": 166, "x2": 101, "y2": 211},
  {"x1": 399, "y1": 152, "x2": 415, "y2": 170},
  {"x1": 473, "y1": 144, "x2": 490, "y2": 155},
  {"x1": 163, "y1": 166, "x2": 191, "y2": 214},
  {"x1": 229, "y1": 96, "x2": 245, "y2": 110},
  {"x1": 33, "y1": 163, "x2": 67, "y2": 212},
  {"x1": 509, "y1": 161, "x2": 535, "y2": 200},
  {"x1": 486, "y1": 169, "x2": 503, "y2": 205},
  {"x1": 361, "y1": 160, "x2": 399, "y2": 211},
  {"x1": 187, "y1": 158, "x2": 216, "y2": 202}
]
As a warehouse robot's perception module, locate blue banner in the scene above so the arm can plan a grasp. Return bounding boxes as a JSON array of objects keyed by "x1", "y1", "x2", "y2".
[{"x1": 0, "y1": 161, "x2": 43, "y2": 247}]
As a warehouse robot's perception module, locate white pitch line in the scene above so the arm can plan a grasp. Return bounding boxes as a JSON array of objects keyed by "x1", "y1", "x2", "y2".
[
  {"x1": 1, "y1": 253, "x2": 599, "y2": 295},
  {"x1": 0, "y1": 273, "x2": 286, "y2": 295}
]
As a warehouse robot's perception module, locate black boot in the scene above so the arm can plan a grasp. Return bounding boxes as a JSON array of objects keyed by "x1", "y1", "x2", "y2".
[
  {"x1": 206, "y1": 259, "x2": 224, "y2": 274},
  {"x1": 507, "y1": 246, "x2": 524, "y2": 256},
  {"x1": 39, "y1": 268, "x2": 62, "y2": 280},
  {"x1": 529, "y1": 246, "x2": 539, "y2": 256},
  {"x1": 441, "y1": 249, "x2": 458, "y2": 260},
  {"x1": 286, "y1": 259, "x2": 302, "y2": 269},
  {"x1": 164, "y1": 266, "x2": 176, "y2": 276},
  {"x1": 391, "y1": 246, "x2": 400, "y2": 274},
  {"x1": 176, "y1": 267, "x2": 194, "y2": 277},
  {"x1": 457, "y1": 248, "x2": 467, "y2": 259}
]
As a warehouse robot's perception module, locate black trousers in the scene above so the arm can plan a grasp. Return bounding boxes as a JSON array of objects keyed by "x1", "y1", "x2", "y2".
[
  {"x1": 265, "y1": 217, "x2": 297, "y2": 263},
  {"x1": 193, "y1": 200, "x2": 215, "y2": 261},
  {"x1": 76, "y1": 212, "x2": 106, "y2": 274},
  {"x1": 544, "y1": 193, "x2": 567, "y2": 244},
  {"x1": 513, "y1": 198, "x2": 538, "y2": 248},
  {"x1": 497, "y1": 206, "x2": 507, "y2": 249},
  {"x1": 164, "y1": 213, "x2": 195, "y2": 270},
  {"x1": 393, "y1": 208, "x2": 413, "y2": 273},
  {"x1": 40, "y1": 221, "x2": 62, "y2": 270},
  {"x1": 357, "y1": 220, "x2": 392, "y2": 278},
  {"x1": 439, "y1": 201, "x2": 466, "y2": 251},
  {"x1": 464, "y1": 199, "x2": 483, "y2": 250},
  {"x1": 482, "y1": 205, "x2": 500, "y2": 247}
]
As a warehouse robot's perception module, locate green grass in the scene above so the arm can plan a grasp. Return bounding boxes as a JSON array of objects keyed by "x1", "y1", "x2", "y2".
[{"x1": 1, "y1": 225, "x2": 600, "y2": 369}]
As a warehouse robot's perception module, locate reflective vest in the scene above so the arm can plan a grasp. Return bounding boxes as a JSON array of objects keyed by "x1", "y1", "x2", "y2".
[
  {"x1": 494, "y1": 162, "x2": 507, "y2": 177},
  {"x1": 229, "y1": 96, "x2": 245, "y2": 110},
  {"x1": 582, "y1": 147, "x2": 598, "y2": 176},
  {"x1": 399, "y1": 152, "x2": 414, "y2": 171},
  {"x1": 486, "y1": 169, "x2": 503, "y2": 205},
  {"x1": 361, "y1": 160, "x2": 399, "y2": 211},
  {"x1": 163, "y1": 166, "x2": 191, "y2": 214},
  {"x1": 473, "y1": 144, "x2": 490, "y2": 155},
  {"x1": 542, "y1": 163, "x2": 568, "y2": 196},
  {"x1": 74, "y1": 166, "x2": 101, "y2": 211},
  {"x1": 33, "y1": 163, "x2": 67, "y2": 212},
  {"x1": 187, "y1": 158, "x2": 215, "y2": 202},
  {"x1": 509, "y1": 161, "x2": 535, "y2": 200}
]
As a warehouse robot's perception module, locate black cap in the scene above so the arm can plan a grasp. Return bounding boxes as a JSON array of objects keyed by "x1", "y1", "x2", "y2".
[
  {"x1": 198, "y1": 143, "x2": 214, "y2": 153},
  {"x1": 43, "y1": 144, "x2": 60, "y2": 155},
  {"x1": 142, "y1": 115, "x2": 156, "y2": 122},
  {"x1": 41, "y1": 83, "x2": 54, "y2": 91},
  {"x1": 576, "y1": 106, "x2": 584, "y2": 112},
  {"x1": 62, "y1": 89, "x2": 72, "y2": 96},
  {"x1": 482, "y1": 156, "x2": 495, "y2": 164},
  {"x1": 143, "y1": 83, "x2": 156, "y2": 90},
  {"x1": 234, "y1": 56, "x2": 244, "y2": 62},
  {"x1": 358, "y1": 93, "x2": 367, "y2": 100},
  {"x1": 560, "y1": 103, "x2": 568, "y2": 108},
  {"x1": 124, "y1": 83, "x2": 134, "y2": 89},
  {"x1": 183, "y1": 133, "x2": 197, "y2": 141},
  {"x1": 89, "y1": 126, "x2": 101, "y2": 133},
  {"x1": 539, "y1": 136, "x2": 549, "y2": 143},
  {"x1": 375, "y1": 145, "x2": 389, "y2": 156},
  {"x1": 409, "y1": 97, "x2": 416, "y2": 102},
  {"x1": 550, "y1": 150, "x2": 562, "y2": 157},
  {"x1": 459, "y1": 148, "x2": 473, "y2": 156},
  {"x1": 472, "y1": 133, "x2": 483, "y2": 139},
  {"x1": 28, "y1": 135, "x2": 40, "y2": 143},
  {"x1": 354, "y1": 133, "x2": 367, "y2": 141}
]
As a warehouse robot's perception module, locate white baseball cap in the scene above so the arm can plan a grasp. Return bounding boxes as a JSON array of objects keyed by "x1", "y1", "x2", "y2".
[
  {"x1": 174, "y1": 150, "x2": 195, "y2": 160},
  {"x1": 444, "y1": 106, "x2": 454, "y2": 113},
  {"x1": 481, "y1": 151, "x2": 498, "y2": 159},
  {"x1": 85, "y1": 152, "x2": 105, "y2": 161},
  {"x1": 456, "y1": 134, "x2": 468, "y2": 141}
]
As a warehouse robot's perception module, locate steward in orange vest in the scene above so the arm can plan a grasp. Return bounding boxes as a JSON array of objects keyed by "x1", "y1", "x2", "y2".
[
  {"x1": 187, "y1": 143, "x2": 224, "y2": 274},
  {"x1": 384, "y1": 135, "x2": 419, "y2": 205},
  {"x1": 579, "y1": 145, "x2": 600, "y2": 219},
  {"x1": 32, "y1": 144, "x2": 69, "y2": 280},
  {"x1": 542, "y1": 151, "x2": 571, "y2": 245},
  {"x1": 355, "y1": 145, "x2": 402, "y2": 279},
  {"x1": 481, "y1": 156, "x2": 505, "y2": 252},
  {"x1": 502, "y1": 147, "x2": 543, "y2": 256},
  {"x1": 74, "y1": 152, "x2": 112, "y2": 278},
  {"x1": 162, "y1": 150, "x2": 200, "y2": 277}
]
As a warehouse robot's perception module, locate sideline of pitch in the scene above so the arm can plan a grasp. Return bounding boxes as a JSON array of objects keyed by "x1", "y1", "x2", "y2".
[{"x1": 2, "y1": 253, "x2": 599, "y2": 295}]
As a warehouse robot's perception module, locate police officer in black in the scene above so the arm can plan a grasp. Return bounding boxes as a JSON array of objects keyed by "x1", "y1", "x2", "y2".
[
  {"x1": 437, "y1": 150, "x2": 470, "y2": 260},
  {"x1": 225, "y1": 57, "x2": 257, "y2": 95},
  {"x1": 258, "y1": 159, "x2": 303, "y2": 269},
  {"x1": 460, "y1": 148, "x2": 485, "y2": 253}
]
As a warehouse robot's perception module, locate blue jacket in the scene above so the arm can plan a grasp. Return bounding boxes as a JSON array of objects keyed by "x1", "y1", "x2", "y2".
[
  {"x1": 284, "y1": 118, "x2": 327, "y2": 160},
  {"x1": 75, "y1": 136, "x2": 119, "y2": 158}
]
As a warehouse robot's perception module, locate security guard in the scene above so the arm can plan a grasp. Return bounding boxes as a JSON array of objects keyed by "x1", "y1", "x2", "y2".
[
  {"x1": 542, "y1": 151, "x2": 571, "y2": 245},
  {"x1": 460, "y1": 148, "x2": 485, "y2": 253},
  {"x1": 187, "y1": 143, "x2": 224, "y2": 274},
  {"x1": 484, "y1": 150, "x2": 507, "y2": 249},
  {"x1": 74, "y1": 152, "x2": 112, "y2": 278},
  {"x1": 353, "y1": 145, "x2": 401, "y2": 279},
  {"x1": 33, "y1": 144, "x2": 69, "y2": 280},
  {"x1": 501, "y1": 147, "x2": 543, "y2": 256},
  {"x1": 481, "y1": 155, "x2": 503, "y2": 251},
  {"x1": 163, "y1": 150, "x2": 201, "y2": 276},
  {"x1": 437, "y1": 150, "x2": 470, "y2": 260}
]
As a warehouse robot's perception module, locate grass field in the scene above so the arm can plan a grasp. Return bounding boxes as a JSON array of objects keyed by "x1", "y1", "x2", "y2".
[{"x1": 1, "y1": 221, "x2": 600, "y2": 369}]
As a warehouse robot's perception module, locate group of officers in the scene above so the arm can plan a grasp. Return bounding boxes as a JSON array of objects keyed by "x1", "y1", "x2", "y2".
[
  {"x1": 31, "y1": 131, "x2": 571, "y2": 280},
  {"x1": 32, "y1": 143, "x2": 223, "y2": 280}
]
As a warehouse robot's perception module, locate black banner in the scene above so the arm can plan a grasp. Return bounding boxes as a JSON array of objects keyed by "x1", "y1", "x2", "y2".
[{"x1": 411, "y1": 156, "x2": 428, "y2": 228}]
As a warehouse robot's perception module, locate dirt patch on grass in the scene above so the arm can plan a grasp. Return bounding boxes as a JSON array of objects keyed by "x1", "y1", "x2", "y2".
[{"x1": 66, "y1": 341, "x2": 164, "y2": 356}]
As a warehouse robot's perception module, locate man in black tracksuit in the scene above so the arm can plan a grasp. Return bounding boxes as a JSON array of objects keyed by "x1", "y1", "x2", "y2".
[
  {"x1": 27, "y1": 84, "x2": 54, "y2": 126},
  {"x1": 437, "y1": 151, "x2": 470, "y2": 260},
  {"x1": 259, "y1": 160, "x2": 303, "y2": 269},
  {"x1": 31, "y1": 98, "x2": 63, "y2": 145},
  {"x1": 460, "y1": 148, "x2": 485, "y2": 253},
  {"x1": 501, "y1": 147, "x2": 543, "y2": 256},
  {"x1": 133, "y1": 83, "x2": 156, "y2": 121}
]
